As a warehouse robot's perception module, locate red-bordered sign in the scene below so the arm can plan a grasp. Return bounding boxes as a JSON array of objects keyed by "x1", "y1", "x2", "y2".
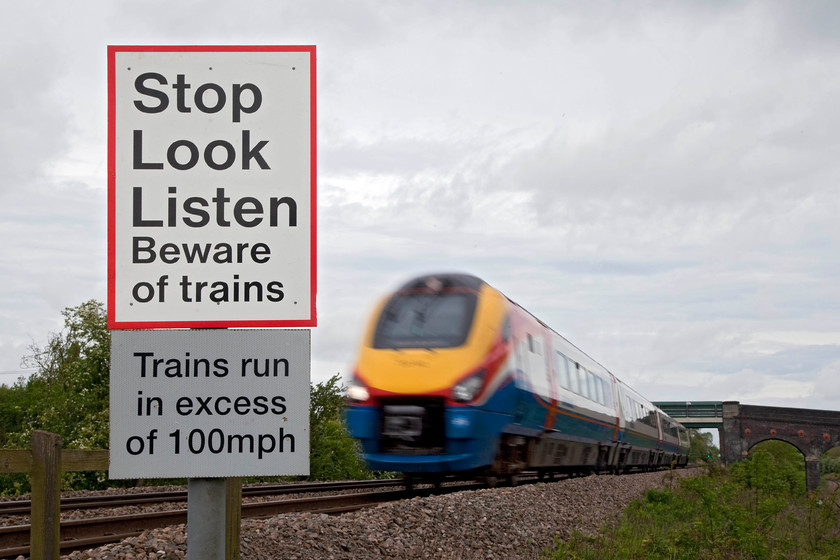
[{"x1": 108, "y1": 46, "x2": 316, "y2": 329}]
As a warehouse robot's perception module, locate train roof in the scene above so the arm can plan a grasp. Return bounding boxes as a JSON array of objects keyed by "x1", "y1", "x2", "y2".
[
  {"x1": 396, "y1": 273, "x2": 484, "y2": 292},
  {"x1": 394, "y1": 273, "x2": 683, "y2": 424}
]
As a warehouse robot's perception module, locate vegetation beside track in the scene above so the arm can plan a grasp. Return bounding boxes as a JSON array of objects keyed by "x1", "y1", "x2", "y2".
[
  {"x1": 545, "y1": 442, "x2": 840, "y2": 560},
  {"x1": 0, "y1": 300, "x2": 375, "y2": 495}
]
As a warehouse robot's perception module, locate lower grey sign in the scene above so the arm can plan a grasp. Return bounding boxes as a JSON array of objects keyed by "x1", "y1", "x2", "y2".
[{"x1": 109, "y1": 329, "x2": 310, "y2": 478}]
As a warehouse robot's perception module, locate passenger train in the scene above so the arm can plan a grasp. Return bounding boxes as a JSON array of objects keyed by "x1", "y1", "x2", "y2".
[{"x1": 345, "y1": 273, "x2": 690, "y2": 482}]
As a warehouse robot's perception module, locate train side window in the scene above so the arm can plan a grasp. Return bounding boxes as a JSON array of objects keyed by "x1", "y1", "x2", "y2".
[
  {"x1": 592, "y1": 377, "x2": 600, "y2": 405},
  {"x1": 527, "y1": 334, "x2": 543, "y2": 355},
  {"x1": 576, "y1": 365, "x2": 589, "y2": 399},
  {"x1": 595, "y1": 376, "x2": 606, "y2": 405},
  {"x1": 556, "y1": 353, "x2": 571, "y2": 389},
  {"x1": 643, "y1": 406, "x2": 655, "y2": 428},
  {"x1": 569, "y1": 363, "x2": 580, "y2": 394},
  {"x1": 605, "y1": 379, "x2": 612, "y2": 406},
  {"x1": 587, "y1": 371, "x2": 598, "y2": 403}
]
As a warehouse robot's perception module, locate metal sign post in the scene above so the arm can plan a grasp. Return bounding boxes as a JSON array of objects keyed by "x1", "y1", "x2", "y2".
[
  {"x1": 188, "y1": 479, "x2": 226, "y2": 560},
  {"x1": 107, "y1": 45, "x2": 316, "y2": 559}
]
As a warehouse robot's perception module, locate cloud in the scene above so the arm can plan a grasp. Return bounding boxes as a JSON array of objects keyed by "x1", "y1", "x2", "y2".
[{"x1": 0, "y1": 1, "x2": 838, "y2": 420}]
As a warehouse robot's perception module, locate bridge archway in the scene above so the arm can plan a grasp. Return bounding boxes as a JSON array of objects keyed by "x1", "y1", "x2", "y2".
[
  {"x1": 742, "y1": 440, "x2": 808, "y2": 494},
  {"x1": 745, "y1": 436, "x2": 809, "y2": 458},
  {"x1": 721, "y1": 402, "x2": 840, "y2": 492}
]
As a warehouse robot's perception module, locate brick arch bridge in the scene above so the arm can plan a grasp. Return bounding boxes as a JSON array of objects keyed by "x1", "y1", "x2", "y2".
[
  {"x1": 655, "y1": 401, "x2": 840, "y2": 492},
  {"x1": 720, "y1": 402, "x2": 840, "y2": 492}
]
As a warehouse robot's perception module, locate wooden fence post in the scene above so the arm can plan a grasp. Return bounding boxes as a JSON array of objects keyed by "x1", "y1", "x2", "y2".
[
  {"x1": 225, "y1": 477, "x2": 242, "y2": 560},
  {"x1": 30, "y1": 430, "x2": 62, "y2": 560}
]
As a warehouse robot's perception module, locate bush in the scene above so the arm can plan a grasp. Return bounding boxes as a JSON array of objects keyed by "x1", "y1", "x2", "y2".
[
  {"x1": 821, "y1": 456, "x2": 840, "y2": 477},
  {"x1": 309, "y1": 374, "x2": 374, "y2": 481},
  {"x1": 544, "y1": 452, "x2": 840, "y2": 560},
  {"x1": 0, "y1": 302, "x2": 377, "y2": 494}
]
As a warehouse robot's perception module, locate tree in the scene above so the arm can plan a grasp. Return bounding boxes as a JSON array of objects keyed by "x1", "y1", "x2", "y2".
[
  {"x1": 0, "y1": 301, "x2": 376, "y2": 494},
  {"x1": 732, "y1": 440, "x2": 806, "y2": 496},
  {"x1": 0, "y1": 301, "x2": 111, "y2": 492},
  {"x1": 308, "y1": 374, "x2": 372, "y2": 480},
  {"x1": 688, "y1": 429, "x2": 720, "y2": 463},
  {"x1": 6, "y1": 300, "x2": 110, "y2": 450}
]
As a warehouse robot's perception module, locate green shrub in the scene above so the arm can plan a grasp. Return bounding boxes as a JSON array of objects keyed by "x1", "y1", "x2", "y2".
[
  {"x1": 544, "y1": 451, "x2": 840, "y2": 560},
  {"x1": 0, "y1": 302, "x2": 378, "y2": 495}
]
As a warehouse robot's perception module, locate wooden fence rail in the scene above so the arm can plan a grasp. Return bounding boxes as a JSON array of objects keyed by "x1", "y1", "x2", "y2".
[
  {"x1": 0, "y1": 430, "x2": 241, "y2": 560},
  {"x1": 1, "y1": 431, "x2": 110, "y2": 559}
]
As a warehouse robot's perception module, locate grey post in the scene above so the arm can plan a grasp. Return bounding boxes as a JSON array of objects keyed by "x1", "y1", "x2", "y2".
[{"x1": 188, "y1": 478, "x2": 227, "y2": 560}]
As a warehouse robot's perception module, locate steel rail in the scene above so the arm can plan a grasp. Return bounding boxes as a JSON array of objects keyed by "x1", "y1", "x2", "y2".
[
  {"x1": 0, "y1": 482, "x2": 484, "y2": 559},
  {"x1": 0, "y1": 478, "x2": 405, "y2": 515}
]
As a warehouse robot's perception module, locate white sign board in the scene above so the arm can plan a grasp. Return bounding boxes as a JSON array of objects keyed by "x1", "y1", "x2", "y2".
[
  {"x1": 109, "y1": 329, "x2": 310, "y2": 478},
  {"x1": 108, "y1": 46, "x2": 316, "y2": 328}
]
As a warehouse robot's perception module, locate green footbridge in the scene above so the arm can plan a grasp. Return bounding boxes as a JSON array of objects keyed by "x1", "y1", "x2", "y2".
[{"x1": 653, "y1": 401, "x2": 723, "y2": 428}]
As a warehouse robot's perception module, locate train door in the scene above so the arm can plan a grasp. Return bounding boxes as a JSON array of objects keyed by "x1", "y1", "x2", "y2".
[
  {"x1": 545, "y1": 339, "x2": 558, "y2": 403},
  {"x1": 655, "y1": 411, "x2": 664, "y2": 447},
  {"x1": 525, "y1": 333, "x2": 548, "y2": 395},
  {"x1": 512, "y1": 337, "x2": 527, "y2": 422},
  {"x1": 607, "y1": 374, "x2": 622, "y2": 441},
  {"x1": 514, "y1": 338, "x2": 524, "y2": 376},
  {"x1": 615, "y1": 384, "x2": 633, "y2": 470}
]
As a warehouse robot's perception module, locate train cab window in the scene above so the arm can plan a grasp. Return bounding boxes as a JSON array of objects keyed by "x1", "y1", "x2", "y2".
[{"x1": 373, "y1": 291, "x2": 478, "y2": 349}]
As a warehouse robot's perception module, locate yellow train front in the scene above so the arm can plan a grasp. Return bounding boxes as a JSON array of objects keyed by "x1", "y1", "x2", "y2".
[{"x1": 345, "y1": 273, "x2": 515, "y2": 475}]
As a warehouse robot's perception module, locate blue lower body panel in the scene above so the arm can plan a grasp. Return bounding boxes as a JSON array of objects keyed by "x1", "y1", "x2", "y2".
[{"x1": 345, "y1": 405, "x2": 510, "y2": 474}]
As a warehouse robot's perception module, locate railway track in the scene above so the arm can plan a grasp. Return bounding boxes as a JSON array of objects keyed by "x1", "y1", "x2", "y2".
[
  {"x1": 0, "y1": 479, "x2": 484, "y2": 558},
  {"x1": 0, "y1": 478, "x2": 404, "y2": 516}
]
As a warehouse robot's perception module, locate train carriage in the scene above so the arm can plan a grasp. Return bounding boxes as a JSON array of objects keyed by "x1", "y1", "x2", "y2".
[{"x1": 345, "y1": 273, "x2": 689, "y2": 481}]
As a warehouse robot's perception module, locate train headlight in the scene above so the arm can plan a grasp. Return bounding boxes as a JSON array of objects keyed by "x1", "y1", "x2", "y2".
[
  {"x1": 452, "y1": 369, "x2": 485, "y2": 403},
  {"x1": 347, "y1": 378, "x2": 370, "y2": 403}
]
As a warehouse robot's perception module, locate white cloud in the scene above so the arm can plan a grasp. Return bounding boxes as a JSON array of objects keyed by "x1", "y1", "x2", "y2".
[{"x1": 0, "y1": 1, "x2": 838, "y2": 422}]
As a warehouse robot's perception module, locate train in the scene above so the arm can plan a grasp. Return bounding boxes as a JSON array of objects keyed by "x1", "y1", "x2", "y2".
[{"x1": 345, "y1": 273, "x2": 690, "y2": 483}]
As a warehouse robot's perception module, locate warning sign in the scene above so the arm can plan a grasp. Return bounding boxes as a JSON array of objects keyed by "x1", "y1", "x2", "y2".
[
  {"x1": 109, "y1": 329, "x2": 310, "y2": 478},
  {"x1": 107, "y1": 46, "x2": 316, "y2": 328}
]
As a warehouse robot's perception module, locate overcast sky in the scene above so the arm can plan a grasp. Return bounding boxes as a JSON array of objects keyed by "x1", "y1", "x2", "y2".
[{"x1": 1, "y1": 1, "x2": 838, "y2": 414}]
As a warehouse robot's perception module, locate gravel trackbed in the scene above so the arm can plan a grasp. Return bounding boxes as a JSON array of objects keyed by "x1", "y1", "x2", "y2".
[{"x1": 59, "y1": 469, "x2": 698, "y2": 560}]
